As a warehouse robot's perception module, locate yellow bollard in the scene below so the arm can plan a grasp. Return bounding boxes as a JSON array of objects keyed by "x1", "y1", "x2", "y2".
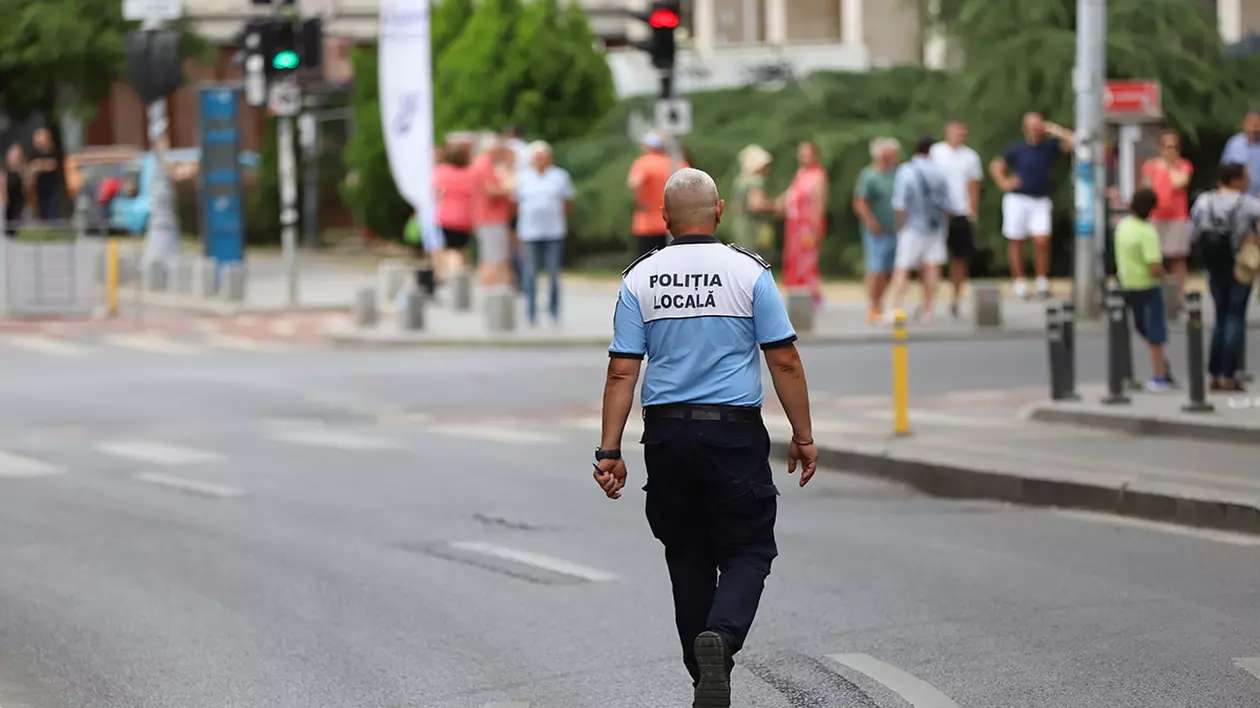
[
  {"x1": 891, "y1": 309, "x2": 911, "y2": 436},
  {"x1": 105, "y1": 238, "x2": 119, "y2": 317}
]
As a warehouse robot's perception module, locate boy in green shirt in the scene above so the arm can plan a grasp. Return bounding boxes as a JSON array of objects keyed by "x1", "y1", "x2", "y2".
[{"x1": 1114, "y1": 187, "x2": 1173, "y2": 391}]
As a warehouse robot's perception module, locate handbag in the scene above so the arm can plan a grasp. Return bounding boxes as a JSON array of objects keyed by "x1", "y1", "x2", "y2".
[{"x1": 1236, "y1": 241, "x2": 1260, "y2": 285}]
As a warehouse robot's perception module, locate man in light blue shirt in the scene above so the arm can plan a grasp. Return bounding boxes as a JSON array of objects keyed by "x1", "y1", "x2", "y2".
[
  {"x1": 1220, "y1": 109, "x2": 1260, "y2": 197},
  {"x1": 593, "y1": 168, "x2": 818, "y2": 707},
  {"x1": 887, "y1": 135, "x2": 950, "y2": 323},
  {"x1": 513, "y1": 141, "x2": 574, "y2": 325}
]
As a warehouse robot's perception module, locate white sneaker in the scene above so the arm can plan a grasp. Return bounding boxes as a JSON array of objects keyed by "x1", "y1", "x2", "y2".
[
  {"x1": 1035, "y1": 277, "x2": 1051, "y2": 300},
  {"x1": 1013, "y1": 279, "x2": 1029, "y2": 299}
]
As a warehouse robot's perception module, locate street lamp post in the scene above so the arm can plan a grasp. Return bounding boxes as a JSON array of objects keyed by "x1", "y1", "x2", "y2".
[{"x1": 1073, "y1": 0, "x2": 1107, "y2": 318}]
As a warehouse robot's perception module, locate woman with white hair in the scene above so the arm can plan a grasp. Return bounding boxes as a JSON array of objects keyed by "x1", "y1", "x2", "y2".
[
  {"x1": 853, "y1": 137, "x2": 901, "y2": 323},
  {"x1": 728, "y1": 145, "x2": 776, "y2": 252},
  {"x1": 513, "y1": 140, "x2": 575, "y2": 326}
]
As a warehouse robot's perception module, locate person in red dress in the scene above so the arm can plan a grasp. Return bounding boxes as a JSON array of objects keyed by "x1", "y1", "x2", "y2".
[{"x1": 776, "y1": 141, "x2": 829, "y2": 307}]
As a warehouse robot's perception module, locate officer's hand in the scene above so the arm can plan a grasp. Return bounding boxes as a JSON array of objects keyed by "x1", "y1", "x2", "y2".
[
  {"x1": 594, "y1": 458, "x2": 628, "y2": 500},
  {"x1": 787, "y1": 440, "x2": 818, "y2": 487}
]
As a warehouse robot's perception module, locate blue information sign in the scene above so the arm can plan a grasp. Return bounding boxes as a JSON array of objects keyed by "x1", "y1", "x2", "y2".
[
  {"x1": 1074, "y1": 161, "x2": 1095, "y2": 240},
  {"x1": 198, "y1": 86, "x2": 245, "y2": 265}
]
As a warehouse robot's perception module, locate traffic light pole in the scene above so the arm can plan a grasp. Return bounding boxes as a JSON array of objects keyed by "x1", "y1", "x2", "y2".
[
  {"x1": 659, "y1": 70, "x2": 683, "y2": 178},
  {"x1": 275, "y1": 98, "x2": 300, "y2": 306},
  {"x1": 141, "y1": 19, "x2": 180, "y2": 268}
]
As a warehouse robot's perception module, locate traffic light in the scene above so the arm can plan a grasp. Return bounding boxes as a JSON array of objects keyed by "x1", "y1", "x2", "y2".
[
  {"x1": 125, "y1": 30, "x2": 183, "y2": 104},
  {"x1": 644, "y1": 0, "x2": 680, "y2": 70},
  {"x1": 270, "y1": 21, "x2": 299, "y2": 72},
  {"x1": 257, "y1": 18, "x2": 322, "y2": 77}
]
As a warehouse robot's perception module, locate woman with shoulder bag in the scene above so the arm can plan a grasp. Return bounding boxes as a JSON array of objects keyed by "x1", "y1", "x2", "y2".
[{"x1": 1189, "y1": 163, "x2": 1260, "y2": 392}]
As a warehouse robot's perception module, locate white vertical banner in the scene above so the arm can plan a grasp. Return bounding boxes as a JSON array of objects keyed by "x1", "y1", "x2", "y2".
[{"x1": 379, "y1": 0, "x2": 441, "y2": 252}]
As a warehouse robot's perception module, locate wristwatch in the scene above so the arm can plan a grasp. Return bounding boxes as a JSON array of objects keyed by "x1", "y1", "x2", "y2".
[{"x1": 594, "y1": 449, "x2": 622, "y2": 461}]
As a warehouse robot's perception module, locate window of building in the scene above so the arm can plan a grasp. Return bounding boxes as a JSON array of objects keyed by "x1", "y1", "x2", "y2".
[
  {"x1": 713, "y1": 0, "x2": 766, "y2": 45},
  {"x1": 785, "y1": 0, "x2": 841, "y2": 43}
]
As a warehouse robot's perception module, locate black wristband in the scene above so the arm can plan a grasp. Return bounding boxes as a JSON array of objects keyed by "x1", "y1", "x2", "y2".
[{"x1": 594, "y1": 449, "x2": 622, "y2": 461}]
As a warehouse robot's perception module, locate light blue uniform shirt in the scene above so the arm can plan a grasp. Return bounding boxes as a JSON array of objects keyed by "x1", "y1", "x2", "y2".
[
  {"x1": 514, "y1": 165, "x2": 575, "y2": 241},
  {"x1": 1220, "y1": 133, "x2": 1260, "y2": 196},
  {"x1": 609, "y1": 235, "x2": 797, "y2": 408},
  {"x1": 891, "y1": 156, "x2": 949, "y2": 233}
]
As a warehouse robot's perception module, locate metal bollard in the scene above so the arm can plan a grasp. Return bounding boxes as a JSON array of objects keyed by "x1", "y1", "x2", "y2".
[
  {"x1": 452, "y1": 268, "x2": 474, "y2": 312},
  {"x1": 1059, "y1": 300, "x2": 1080, "y2": 400},
  {"x1": 377, "y1": 260, "x2": 408, "y2": 304},
  {"x1": 1182, "y1": 291, "x2": 1215, "y2": 413},
  {"x1": 397, "y1": 289, "x2": 425, "y2": 330},
  {"x1": 415, "y1": 266, "x2": 437, "y2": 298},
  {"x1": 221, "y1": 263, "x2": 247, "y2": 302},
  {"x1": 105, "y1": 239, "x2": 119, "y2": 317},
  {"x1": 353, "y1": 285, "x2": 378, "y2": 328},
  {"x1": 1115, "y1": 290, "x2": 1140, "y2": 391},
  {"x1": 484, "y1": 286, "x2": 516, "y2": 332},
  {"x1": 891, "y1": 310, "x2": 911, "y2": 436},
  {"x1": 1101, "y1": 293, "x2": 1131, "y2": 405},
  {"x1": 142, "y1": 260, "x2": 168, "y2": 292},
  {"x1": 192, "y1": 258, "x2": 217, "y2": 298},
  {"x1": 1046, "y1": 304, "x2": 1066, "y2": 400},
  {"x1": 786, "y1": 288, "x2": 815, "y2": 333}
]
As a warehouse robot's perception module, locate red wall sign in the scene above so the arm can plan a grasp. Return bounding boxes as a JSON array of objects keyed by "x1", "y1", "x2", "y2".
[{"x1": 1103, "y1": 80, "x2": 1162, "y2": 118}]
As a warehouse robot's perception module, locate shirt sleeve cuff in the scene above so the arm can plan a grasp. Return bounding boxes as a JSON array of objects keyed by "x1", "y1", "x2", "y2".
[
  {"x1": 609, "y1": 350, "x2": 645, "y2": 360},
  {"x1": 759, "y1": 335, "x2": 798, "y2": 351}
]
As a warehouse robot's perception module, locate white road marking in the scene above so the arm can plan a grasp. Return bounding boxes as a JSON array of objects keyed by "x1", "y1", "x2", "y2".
[
  {"x1": 202, "y1": 333, "x2": 290, "y2": 353},
  {"x1": 1, "y1": 334, "x2": 91, "y2": 357},
  {"x1": 0, "y1": 450, "x2": 66, "y2": 478},
  {"x1": 267, "y1": 428, "x2": 405, "y2": 450},
  {"x1": 134, "y1": 472, "x2": 245, "y2": 498},
  {"x1": 270, "y1": 320, "x2": 298, "y2": 336},
  {"x1": 482, "y1": 703, "x2": 530, "y2": 708},
  {"x1": 96, "y1": 440, "x2": 222, "y2": 466},
  {"x1": 1054, "y1": 510, "x2": 1260, "y2": 547},
  {"x1": 449, "y1": 541, "x2": 618, "y2": 582},
  {"x1": 426, "y1": 424, "x2": 563, "y2": 445},
  {"x1": 102, "y1": 333, "x2": 203, "y2": 355},
  {"x1": 828, "y1": 653, "x2": 962, "y2": 708},
  {"x1": 1235, "y1": 657, "x2": 1260, "y2": 682}
]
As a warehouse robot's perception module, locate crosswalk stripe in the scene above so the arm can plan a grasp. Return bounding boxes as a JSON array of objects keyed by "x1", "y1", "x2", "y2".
[
  {"x1": 0, "y1": 450, "x2": 66, "y2": 478},
  {"x1": 1235, "y1": 657, "x2": 1260, "y2": 683},
  {"x1": 828, "y1": 653, "x2": 961, "y2": 708},
  {"x1": 481, "y1": 703, "x2": 530, "y2": 708},
  {"x1": 134, "y1": 472, "x2": 245, "y2": 498},
  {"x1": 449, "y1": 541, "x2": 618, "y2": 582},
  {"x1": 101, "y1": 333, "x2": 203, "y2": 355},
  {"x1": 95, "y1": 440, "x2": 222, "y2": 466},
  {"x1": 1, "y1": 334, "x2": 92, "y2": 357},
  {"x1": 267, "y1": 428, "x2": 405, "y2": 450}
]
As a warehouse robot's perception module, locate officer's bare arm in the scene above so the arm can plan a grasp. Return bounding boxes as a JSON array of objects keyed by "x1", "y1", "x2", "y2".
[
  {"x1": 601, "y1": 357, "x2": 642, "y2": 450},
  {"x1": 763, "y1": 344, "x2": 812, "y2": 442}
]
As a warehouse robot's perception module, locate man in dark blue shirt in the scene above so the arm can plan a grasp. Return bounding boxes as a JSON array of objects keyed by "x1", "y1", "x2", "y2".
[{"x1": 989, "y1": 112, "x2": 1074, "y2": 300}]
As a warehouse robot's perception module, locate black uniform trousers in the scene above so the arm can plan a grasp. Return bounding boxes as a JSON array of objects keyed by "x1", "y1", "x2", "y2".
[{"x1": 640, "y1": 406, "x2": 779, "y2": 684}]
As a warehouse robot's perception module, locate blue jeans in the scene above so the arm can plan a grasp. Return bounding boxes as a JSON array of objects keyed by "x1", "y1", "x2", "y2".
[
  {"x1": 521, "y1": 237, "x2": 563, "y2": 323},
  {"x1": 1123, "y1": 287, "x2": 1168, "y2": 346},
  {"x1": 1208, "y1": 275, "x2": 1253, "y2": 379},
  {"x1": 861, "y1": 228, "x2": 897, "y2": 275}
]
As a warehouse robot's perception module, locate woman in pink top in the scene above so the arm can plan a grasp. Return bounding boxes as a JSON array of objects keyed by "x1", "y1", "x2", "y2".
[
  {"x1": 433, "y1": 143, "x2": 476, "y2": 278},
  {"x1": 1141, "y1": 129, "x2": 1193, "y2": 298},
  {"x1": 472, "y1": 140, "x2": 516, "y2": 286},
  {"x1": 777, "y1": 140, "x2": 829, "y2": 307}
]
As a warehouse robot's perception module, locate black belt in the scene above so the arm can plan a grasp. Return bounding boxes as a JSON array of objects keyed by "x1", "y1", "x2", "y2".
[{"x1": 643, "y1": 404, "x2": 762, "y2": 423}]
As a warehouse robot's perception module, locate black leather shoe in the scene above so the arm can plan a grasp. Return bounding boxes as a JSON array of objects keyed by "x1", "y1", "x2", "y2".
[{"x1": 692, "y1": 631, "x2": 731, "y2": 708}]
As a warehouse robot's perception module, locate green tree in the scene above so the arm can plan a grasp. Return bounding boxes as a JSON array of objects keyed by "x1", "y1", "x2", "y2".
[
  {"x1": 341, "y1": 47, "x2": 412, "y2": 241},
  {"x1": 434, "y1": 0, "x2": 526, "y2": 134},
  {"x1": 432, "y1": 0, "x2": 476, "y2": 57}
]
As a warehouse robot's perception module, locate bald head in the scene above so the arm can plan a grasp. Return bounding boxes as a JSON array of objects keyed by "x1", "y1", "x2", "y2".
[{"x1": 662, "y1": 168, "x2": 723, "y2": 235}]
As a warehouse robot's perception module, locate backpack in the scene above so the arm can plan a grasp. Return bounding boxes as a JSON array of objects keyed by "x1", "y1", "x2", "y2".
[{"x1": 1197, "y1": 195, "x2": 1243, "y2": 277}]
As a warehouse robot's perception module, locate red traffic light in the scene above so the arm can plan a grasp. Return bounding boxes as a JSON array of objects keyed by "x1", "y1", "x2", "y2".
[{"x1": 648, "y1": 9, "x2": 680, "y2": 29}]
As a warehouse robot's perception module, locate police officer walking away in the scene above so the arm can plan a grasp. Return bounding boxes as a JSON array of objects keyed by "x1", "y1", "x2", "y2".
[{"x1": 593, "y1": 168, "x2": 819, "y2": 707}]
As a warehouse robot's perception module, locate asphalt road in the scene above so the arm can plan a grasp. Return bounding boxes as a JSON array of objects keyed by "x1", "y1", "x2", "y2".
[{"x1": 1, "y1": 337, "x2": 1259, "y2": 708}]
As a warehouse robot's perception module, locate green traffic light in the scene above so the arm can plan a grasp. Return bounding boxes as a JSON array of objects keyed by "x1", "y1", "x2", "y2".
[{"x1": 272, "y1": 50, "x2": 299, "y2": 70}]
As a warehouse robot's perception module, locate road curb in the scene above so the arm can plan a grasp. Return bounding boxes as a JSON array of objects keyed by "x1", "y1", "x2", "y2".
[
  {"x1": 117, "y1": 292, "x2": 349, "y2": 316},
  {"x1": 1027, "y1": 404, "x2": 1260, "y2": 447},
  {"x1": 774, "y1": 440, "x2": 1260, "y2": 536}
]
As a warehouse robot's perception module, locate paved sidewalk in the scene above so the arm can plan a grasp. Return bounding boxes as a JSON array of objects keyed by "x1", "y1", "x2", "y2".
[
  {"x1": 1028, "y1": 386, "x2": 1260, "y2": 446},
  {"x1": 771, "y1": 384, "x2": 1260, "y2": 535}
]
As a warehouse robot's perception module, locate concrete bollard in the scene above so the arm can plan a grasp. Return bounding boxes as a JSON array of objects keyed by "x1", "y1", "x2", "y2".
[
  {"x1": 786, "y1": 288, "x2": 815, "y2": 333},
  {"x1": 117, "y1": 249, "x2": 139, "y2": 285},
  {"x1": 484, "y1": 286, "x2": 515, "y2": 332},
  {"x1": 452, "y1": 268, "x2": 474, "y2": 312},
  {"x1": 972, "y1": 282, "x2": 1003, "y2": 328},
  {"x1": 1163, "y1": 278, "x2": 1183, "y2": 321},
  {"x1": 221, "y1": 263, "x2": 247, "y2": 302},
  {"x1": 173, "y1": 258, "x2": 194, "y2": 294},
  {"x1": 192, "y1": 258, "x2": 218, "y2": 298},
  {"x1": 353, "y1": 285, "x2": 378, "y2": 328},
  {"x1": 377, "y1": 260, "x2": 408, "y2": 304},
  {"x1": 397, "y1": 289, "x2": 425, "y2": 330},
  {"x1": 142, "y1": 260, "x2": 169, "y2": 292}
]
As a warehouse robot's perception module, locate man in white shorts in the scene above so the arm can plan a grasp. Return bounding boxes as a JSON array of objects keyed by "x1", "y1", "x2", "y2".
[
  {"x1": 887, "y1": 136, "x2": 950, "y2": 323},
  {"x1": 989, "y1": 112, "x2": 1074, "y2": 299}
]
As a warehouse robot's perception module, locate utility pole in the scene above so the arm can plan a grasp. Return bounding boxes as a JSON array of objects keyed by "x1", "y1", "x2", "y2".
[{"x1": 1072, "y1": 0, "x2": 1107, "y2": 318}]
